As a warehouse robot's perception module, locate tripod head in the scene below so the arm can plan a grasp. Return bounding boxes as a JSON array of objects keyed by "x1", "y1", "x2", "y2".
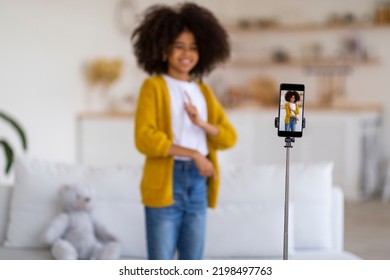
[
  {"x1": 274, "y1": 117, "x2": 306, "y2": 129},
  {"x1": 274, "y1": 117, "x2": 306, "y2": 144}
]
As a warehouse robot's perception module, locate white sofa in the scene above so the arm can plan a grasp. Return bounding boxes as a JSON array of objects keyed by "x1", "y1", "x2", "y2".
[{"x1": 0, "y1": 156, "x2": 360, "y2": 260}]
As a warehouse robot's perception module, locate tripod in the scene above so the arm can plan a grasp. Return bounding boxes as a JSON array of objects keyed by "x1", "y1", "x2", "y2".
[
  {"x1": 274, "y1": 117, "x2": 305, "y2": 260},
  {"x1": 282, "y1": 136, "x2": 294, "y2": 260}
]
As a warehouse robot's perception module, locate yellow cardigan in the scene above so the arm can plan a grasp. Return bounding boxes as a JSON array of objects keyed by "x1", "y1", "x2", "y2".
[
  {"x1": 284, "y1": 102, "x2": 300, "y2": 124},
  {"x1": 134, "y1": 75, "x2": 237, "y2": 208}
]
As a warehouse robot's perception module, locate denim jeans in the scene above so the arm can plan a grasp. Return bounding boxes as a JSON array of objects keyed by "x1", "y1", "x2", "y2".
[
  {"x1": 145, "y1": 160, "x2": 207, "y2": 260},
  {"x1": 285, "y1": 117, "x2": 296, "y2": 131}
]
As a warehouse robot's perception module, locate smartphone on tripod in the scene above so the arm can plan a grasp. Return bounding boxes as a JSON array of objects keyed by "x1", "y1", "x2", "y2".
[{"x1": 277, "y1": 83, "x2": 305, "y2": 138}]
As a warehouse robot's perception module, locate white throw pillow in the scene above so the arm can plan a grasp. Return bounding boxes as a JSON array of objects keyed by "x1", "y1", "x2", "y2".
[
  {"x1": 204, "y1": 202, "x2": 294, "y2": 258},
  {"x1": 4, "y1": 156, "x2": 146, "y2": 258},
  {"x1": 218, "y1": 162, "x2": 333, "y2": 250},
  {"x1": 289, "y1": 163, "x2": 333, "y2": 249}
]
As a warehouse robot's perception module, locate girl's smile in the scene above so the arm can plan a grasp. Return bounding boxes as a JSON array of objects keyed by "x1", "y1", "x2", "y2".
[{"x1": 166, "y1": 30, "x2": 199, "y2": 81}]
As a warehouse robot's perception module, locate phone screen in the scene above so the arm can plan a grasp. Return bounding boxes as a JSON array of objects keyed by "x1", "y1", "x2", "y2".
[{"x1": 278, "y1": 83, "x2": 305, "y2": 138}]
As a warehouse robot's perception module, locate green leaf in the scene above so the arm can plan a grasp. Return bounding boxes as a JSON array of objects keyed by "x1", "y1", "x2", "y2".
[
  {"x1": 0, "y1": 140, "x2": 14, "y2": 174},
  {"x1": 0, "y1": 111, "x2": 28, "y2": 150}
]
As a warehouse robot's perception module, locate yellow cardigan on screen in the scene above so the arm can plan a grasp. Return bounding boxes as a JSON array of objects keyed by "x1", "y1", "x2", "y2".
[
  {"x1": 134, "y1": 75, "x2": 237, "y2": 208},
  {"x1": 284, "y1": 102, "x2": 300, "y2": 124}
]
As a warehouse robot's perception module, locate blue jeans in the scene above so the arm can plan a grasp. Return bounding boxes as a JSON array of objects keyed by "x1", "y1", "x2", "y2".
[
  {"x1": 145, "y1": 160, "x2": 207, "y2": 260},
  {"x1": 285, "y1": 117, "x2": 296, "y2": 131}
]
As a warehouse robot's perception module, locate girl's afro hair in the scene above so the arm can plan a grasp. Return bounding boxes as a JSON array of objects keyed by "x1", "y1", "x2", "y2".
[
  {"x1": 131, "y1": 2, "x2": 230, "y2": 78},
  {"x1": 284, "y1": 91, "x2": 301, "y2": 102}
]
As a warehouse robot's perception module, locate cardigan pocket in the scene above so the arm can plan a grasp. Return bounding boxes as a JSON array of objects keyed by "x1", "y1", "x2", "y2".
[{"x1": 141, "y1": 158, "x2": 171, "y2": 190}]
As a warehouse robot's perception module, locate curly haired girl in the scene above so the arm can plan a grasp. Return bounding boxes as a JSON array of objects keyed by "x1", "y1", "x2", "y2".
[
  {"x1": 284, "y1": 90, "x2": 301, "y2": 132},
  {"x1": 131, "y1": 2, "x2": 236, "y2": 260}
]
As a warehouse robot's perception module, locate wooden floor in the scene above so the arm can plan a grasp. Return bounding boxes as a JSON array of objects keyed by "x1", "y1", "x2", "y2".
[{"x1": 344, "y1": 198, "x2": 390, "y2": 260}]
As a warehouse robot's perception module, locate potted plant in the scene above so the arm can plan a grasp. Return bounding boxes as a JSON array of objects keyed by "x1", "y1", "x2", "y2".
[{"x1": 0, "y1": 111, "x2": 28, "y2": 174}]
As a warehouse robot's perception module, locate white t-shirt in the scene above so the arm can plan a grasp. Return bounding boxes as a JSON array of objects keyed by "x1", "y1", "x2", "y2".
[
  {"x1": 289, "y1": 103, "x2": 296, "y2": 116},
  {"x1": 163, "y1": 75, "x2": 208, "y2": 160}
]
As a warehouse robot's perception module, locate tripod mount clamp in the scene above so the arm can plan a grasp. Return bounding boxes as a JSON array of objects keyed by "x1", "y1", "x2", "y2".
[{"x1": 274, "y1": 117, "x2": 306, "y2": 130}]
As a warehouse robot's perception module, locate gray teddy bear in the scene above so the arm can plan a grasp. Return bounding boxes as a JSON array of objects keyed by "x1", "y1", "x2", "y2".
[{"x1": 43, "y1": 184, "x2": 120, "y2": 260}]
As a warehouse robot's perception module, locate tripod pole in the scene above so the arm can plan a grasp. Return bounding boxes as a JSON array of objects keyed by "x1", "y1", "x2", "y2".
[{"x1": 283, "y1": 138, "x2": 293, "y2": 260}]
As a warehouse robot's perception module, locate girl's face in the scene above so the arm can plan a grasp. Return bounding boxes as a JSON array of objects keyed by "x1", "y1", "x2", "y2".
[
  {"x1": 290, "y1": 95, "x2": 295, "y2": 102},
  {"x1": 166, "y1": 30, "x2": 199, "y2": 81}
]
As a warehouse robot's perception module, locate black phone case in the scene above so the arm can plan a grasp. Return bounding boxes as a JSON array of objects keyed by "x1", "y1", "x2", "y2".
[{"x1": 278, "y1": 83, "x2": 305, "y2": 138}]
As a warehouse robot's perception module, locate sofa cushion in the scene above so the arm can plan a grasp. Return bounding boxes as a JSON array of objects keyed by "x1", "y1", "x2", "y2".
[
  {"x1": 4, "y1": 156, "x2": 147, "y2": 258},
  {"x1": 289, "y1": 163, "x2": 333, "y2": 249},
  {"x1": 0, "y1": 247, "x2": 53, "y2": 260},
  {"x1": 218, "y1": 163, "x2": 333, "y2": 250},
  {"x1": 204, "y1": 202, "x2": 294, "y2": 258}
]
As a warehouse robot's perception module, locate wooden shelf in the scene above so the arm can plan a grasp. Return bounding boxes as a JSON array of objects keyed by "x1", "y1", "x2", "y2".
[
  {"x1": 76, "y1": 104, "x2": 382, "y2": 121},
  {"x1": 226, "y1": 22, "x2": 390, "y2": 33},
  {"x1": 77, "y1": 111, "x2": 134, "y2": 119},
  {"x1": 305, "y1": 102, "x2": 383, "y2": 112},
  {"x1": 227, "y1": 58, "x2": 380, "y2": 68},
  {"x1": 225, "y1": 21, "x2": 385, "y2": 69}
]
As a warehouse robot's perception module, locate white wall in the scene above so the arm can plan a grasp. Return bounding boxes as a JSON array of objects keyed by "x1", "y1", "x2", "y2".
[
  {"x1": 1, "y1": 0, "x2": 389, "y2": 181},
  {"x1": 0, "y1": 0, "x2": 139, "y2": 168}
]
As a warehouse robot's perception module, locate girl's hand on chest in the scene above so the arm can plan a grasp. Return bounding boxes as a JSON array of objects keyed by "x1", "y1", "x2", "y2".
[{"x1": 183, "y1": 91, "x2": 204, "y2": 127}]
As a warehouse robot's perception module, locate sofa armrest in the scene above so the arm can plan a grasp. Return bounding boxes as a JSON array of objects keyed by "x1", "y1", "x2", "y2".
[
  {"x1": 331, "y1": 186, "x2": 344, "y2": 251},
  {"x1": 0, "y1": 185, "x2": 12, "y2": 244}
]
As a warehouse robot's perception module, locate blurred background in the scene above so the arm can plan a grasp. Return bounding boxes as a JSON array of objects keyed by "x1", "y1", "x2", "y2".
[{"x1": 1, "y1": 0, "x2": 390, "y2": 259}]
